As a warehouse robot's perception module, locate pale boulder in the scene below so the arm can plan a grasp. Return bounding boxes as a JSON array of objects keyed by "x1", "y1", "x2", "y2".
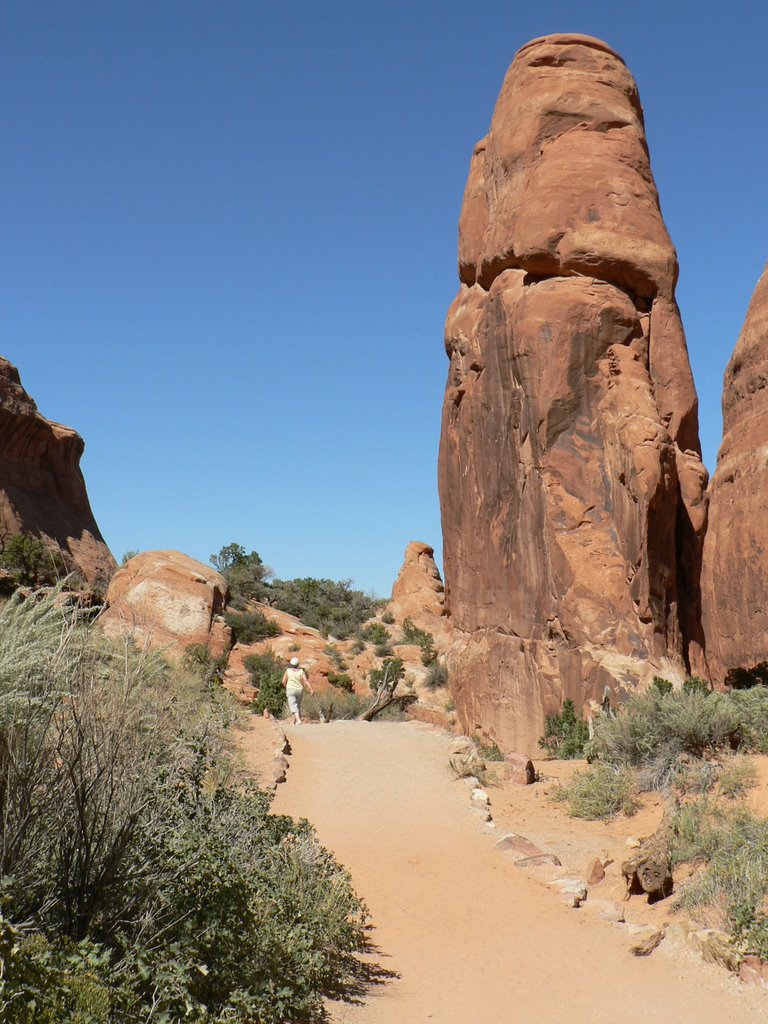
[{"x1": 101, "y1": 550, "x2": 230, "y2": 655}]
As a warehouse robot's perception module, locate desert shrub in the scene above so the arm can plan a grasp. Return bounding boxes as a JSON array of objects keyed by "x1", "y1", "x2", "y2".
[
  {"x1": 398, "y1": 618, "x2": 437, "y2": 665},
  {"x1": 421, "y1": 638, "x2": 437, "y2": 665},
  {"x1": 210, "y1": 543, "x2": 273, "y2": 604},
  {"x1": 424, "y1": 661, "x2": 449, "y2": 690},
  {"x1": 121, "y1": 549, "x2": 139, "y2": 564},
  {"x1": 671, "y1": 801, "x2": 768, "y2": 958},
  {"x1": 725, "y1": 662, "x2": 768, "y2": 690},
  {"x1": 718, "y1": 755, "x2": 757, "y2": 799},
  {"x1": 359, "y1": 621, "x2": 390, "y2": 645},
  {"x1": 400, "y1": 617, "x2": 430, "y2": 646},
  {"x1": 268, "y1": 577, "x2": 380, "y2": 639},
  {"x1": 588, "y1": 688, "x2": 741, "y2": 770},
  {"x1": 683, "y1": 674, "x2": 712, "y2": 695},
  {"x1": 350, "y1": 638, "x2": 365, "y2": 655},
  {"x1": 244, "y1": 651, "x2": 286, "y2": 717},
  {"x1": 183, "y1": 642, "x2": 228, "y2": 688},
  {"x1": 728, "y1": 686, "x2": 768, "y2": 751},
  {"x1": 652, "y1": 675, "x2": 674, "y2": 696},
  {"x1": 477, "y1": 740, "x2": 504, "y2": 761},
  {"x1": 374, "y1": 642, "x2": 393, "y2": 657},
  {"x1": 327, "y1": 671, "x2": 354, "y2": 693},
  {"x1": 0, "y1": 534, "x2": 74, "y2": 587},
  {"x1": 0, "y1": 590, "x2": 367, "y2": 1022},
  {"x1": 369, "y1": 657, "x2": 405, "y2": 692},
  {"x1": 381, "y1": 610, "x2": 395, "y2": 624},
  {"x1": 224, "y1": 608, "x2": 280, "y2": 644},
  {"x1": 538, "y1": 699, "x2": 589, "y2": 759},
  {"x1": 302, "y1": 691, "x2": 368, "y2": 721},
  {"x1": 670, "y1": 756, "x2": 719, "y2": 796},
  {"x1": 324, "y1": 643, "x2": 348, "y2": 670},
  {"x1": 552, "y1": 763, "x2": 639, "y2": 819}
]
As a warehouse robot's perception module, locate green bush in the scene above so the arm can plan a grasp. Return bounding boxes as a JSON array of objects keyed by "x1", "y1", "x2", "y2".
[
  {"x1": 400, "y1": 617, "x2": 430, "y2": 646},
  {"x1": 369, "y1": 657, "x2": 405, "y2": 692},
  {"x1": 424, "y1": 661, "x2": 449, "y2": 690},
  {"x1": 0, "y1": 590, "x2": 367, "y2": 1022},
  {"x1": 327, "y1": 671, "x2": 354, "y2": 693},
  {"x1": 588, "y1": 688, "x2": 741, "y2": 769},
  {"x1": 553, "y1": 764, "x2": 639, "y2": 819},
  {"x1": 324, "y1": 643, "x2": 348, "y2": 670},
  {"x1": 224, "y1": 608, "x2": 280, "y2": 644},
  {"x1": 183, "y1": 642, "x2": 228, "y2": 689},
  {"x1": 683, "y1": 674, "x2": 712, "y2": 695},
  {"x1": 538, "y1": 699, "x2": 589, "y2": 759},
  {"x1": 359, "y1": 621, "x2": 389, "y2": 645},
  {"x1": 210, "y1": 543, "x2": 272, "y2": 605},
  {"x1": 729, "y1": 686, "x2": 768, "y2": 751},
  {"x1": 651, "y1": 675, "x2": 674, "y2": 696},
  {"x1": 244, "y1": 651, "x2": 286, "y2": 717},
  {"x1": 0, "y1": 534, "x2": 73, "y2": 588},
  {"x1": 267, "y1": 578, "x2": 381, "y2": 639}
]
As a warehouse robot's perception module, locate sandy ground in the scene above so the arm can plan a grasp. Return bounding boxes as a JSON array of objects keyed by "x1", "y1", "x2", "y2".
[{"x1": 252, "y1": 719, "x2": 768, "y2": 1023}]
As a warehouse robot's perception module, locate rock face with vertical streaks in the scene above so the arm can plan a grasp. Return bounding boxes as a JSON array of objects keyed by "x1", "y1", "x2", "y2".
[
  {"x1": 438, "y1": 34, "x2": 708, "y2": 751},
  {"x1": 0, "y1": 357, "x2": 115, "y2": 583},
  {"x1": 701, "y1": 264, "x2": 768, "y2": 681}
]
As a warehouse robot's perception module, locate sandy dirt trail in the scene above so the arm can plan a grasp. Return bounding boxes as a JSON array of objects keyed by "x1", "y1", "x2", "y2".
[{"x1": 269, "y1": 720, "x2": 766, "y2": 1024}]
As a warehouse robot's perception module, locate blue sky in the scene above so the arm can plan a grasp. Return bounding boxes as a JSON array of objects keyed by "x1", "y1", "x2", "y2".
[{"x1": 2, "y1": 1, "x2": 767, "y2": 595}]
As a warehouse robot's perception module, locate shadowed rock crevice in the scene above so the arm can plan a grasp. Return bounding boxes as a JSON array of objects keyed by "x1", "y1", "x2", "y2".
[{"x1": 439, "y1": 33, "x2": 708, "y2": 751}]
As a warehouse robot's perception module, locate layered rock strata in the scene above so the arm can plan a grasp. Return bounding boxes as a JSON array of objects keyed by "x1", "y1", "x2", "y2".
[
  {"x1": 0, "y1": 357, "x2": 115, "y2": 582},
  {"x1": 701, "y1": 264, "x2": 768, "y2": 680},
  {"x1": 438, "y1": 34, "x2": 708, "y2": 751}
]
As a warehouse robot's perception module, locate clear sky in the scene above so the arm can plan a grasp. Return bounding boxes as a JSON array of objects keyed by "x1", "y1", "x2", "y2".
[{"x1": 2, "y1": 1, "x2": 767, "y2": 595}]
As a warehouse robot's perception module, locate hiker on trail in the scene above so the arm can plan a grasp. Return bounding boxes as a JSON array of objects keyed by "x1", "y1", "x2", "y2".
[{"x1": 282, "y1": 657, "x2": 314, "y2": 725}]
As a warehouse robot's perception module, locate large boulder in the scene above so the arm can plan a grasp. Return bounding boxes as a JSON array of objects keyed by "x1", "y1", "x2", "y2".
[
  {"x1": 101, "y1": 550, "x2": 231, "y2": 656},
  {"x1": 0, "y1": 357, "x2": 115, "y2": 582},
  {"x1": 438, "y1": 34, "x2": 708, "y2": 751},
  {"x1": 701, "y1": 264, "x2": 768, "y2": 681}
]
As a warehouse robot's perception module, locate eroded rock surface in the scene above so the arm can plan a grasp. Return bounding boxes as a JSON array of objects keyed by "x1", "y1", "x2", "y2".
[
  {"x1": 101, "y1": 550, "x2": 231, "y2": 656},
  {"x1": 438, "y1": 34, "x2": 708, "y2": 751},
  {"x1": 701, "y1": 264, "x2": 768, "y2": 680},
  {"x1": 389, "y1": 541, "x2": 446, "y2": 622},
  {"x1": 0, "y1": 357, "x2": 115, "y2": 582}
]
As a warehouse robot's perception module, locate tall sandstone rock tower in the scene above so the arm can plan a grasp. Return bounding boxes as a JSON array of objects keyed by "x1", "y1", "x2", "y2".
[
  {"x1": 438, "y1": 34, "x2": 708, "y2": 751},
  {"x1": 0, "y1": 357, "x2": 115, "y2": 582},
  {"x1": 701, "y1": 264, "x2": 768, "y2": 680}
]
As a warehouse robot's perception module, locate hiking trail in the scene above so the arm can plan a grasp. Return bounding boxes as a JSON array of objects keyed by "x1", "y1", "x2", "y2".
[{"x1": 248, "y1": 719, "x2": 767, "y2": 1023}]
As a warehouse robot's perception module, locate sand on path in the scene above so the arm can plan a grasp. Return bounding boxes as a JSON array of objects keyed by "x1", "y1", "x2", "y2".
[{"x1": 268, "y1": 720, "x2": 766, "y2": 1023}]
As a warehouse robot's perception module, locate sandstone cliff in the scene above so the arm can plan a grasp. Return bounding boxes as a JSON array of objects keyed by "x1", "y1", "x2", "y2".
[
  {"x1": 438, "y1": 34, "x2": 708, "y2": 752},
  {"x1": 0, "y1": 357, "x2": 115, "y2": 582},
  {"x1": 701, "y1": 264, "x2": 768, "y2": 680}
]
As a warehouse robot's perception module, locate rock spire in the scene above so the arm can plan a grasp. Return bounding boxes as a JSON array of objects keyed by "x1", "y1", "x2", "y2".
[{"x1": 438, "y1": 34, "x2": 708, "y2": 751}]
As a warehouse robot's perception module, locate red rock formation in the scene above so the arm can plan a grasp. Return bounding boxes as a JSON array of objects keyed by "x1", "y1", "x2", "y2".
[
  {"x1": 389, "y1": 541, "x2": 446, "y2": 622},
  {"x1": 101, "y1": 550, "x2": 231, "y2": 656},
  {"x1": 0, "y1": 357, "x2": 115, "y2": 582},
  {"x1": 438, "y1": 34, "x2": 708, "y2": 751},
  {"x1": 701, "y1": 264, "x2": 768, "y2": 681}
]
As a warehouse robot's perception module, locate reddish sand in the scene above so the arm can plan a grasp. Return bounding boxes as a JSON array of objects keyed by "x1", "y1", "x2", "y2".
[{"x1": 264, "y1": 720, "x2": 767, "y2": 1023}]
